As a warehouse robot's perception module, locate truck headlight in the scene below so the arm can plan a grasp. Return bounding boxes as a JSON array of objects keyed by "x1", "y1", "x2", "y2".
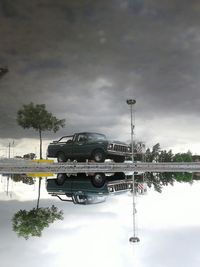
[
  {"x1": 108, "y1": 144, "x2": 113, "y2": 150},
  {"x1": 108, "y1": 186, "x2": 114, "y2": 192}
]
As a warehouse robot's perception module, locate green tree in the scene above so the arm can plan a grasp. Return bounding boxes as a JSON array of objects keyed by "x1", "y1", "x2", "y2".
[
  {"x1": 152, "y1": 143, "x2": 160, "y2": 162},
  {"x1": 173, "y1": 152, "x2": 192, "y2": 162},
  {"x1": 145, "y1": 148, "x2": 152, "y2": 162},
  {"x1": 145, "y1": 143, "x2": 160, "y2": 162},
  {"x1": 158, "y1": 149, "x2": 173, "y2": 162},
  {"x1": 12, "y1": 205, "x2": 64, "y2": 240},
  {"x1": 17, "y1": 102, "x2": 65, "y2": 159}
]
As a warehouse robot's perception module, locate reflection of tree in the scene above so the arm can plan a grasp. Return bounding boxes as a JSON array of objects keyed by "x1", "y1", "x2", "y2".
[
  {"x1": 37, "y1": 178, "x2": 42, "y2": 209},
  {"x1": 193, "y1": 173, "x2": 200, "y2": 180},
  {"x1": 145, "y1": 173, "x2": 166, "y2": 193},
  {"x1": 173, "y1": 172, "x2": 193, "y2": 183},
  {"x1": 11, "y1": 174, "x2": 35, "y2": 185},
  {"x1": 143, "y1": 172, "x2": 192, "y2": 193},
  {"x1": 11, "y1": 174, "x2": 42, "y2": 208},
  {"x1": 12, "y1": 205, "x2": 63, "y2": 240}
]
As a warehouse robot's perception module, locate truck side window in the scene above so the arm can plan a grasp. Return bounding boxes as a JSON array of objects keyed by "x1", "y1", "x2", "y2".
[{"x1": 78, "y1": 134, "x2": 87, "y2": 142}]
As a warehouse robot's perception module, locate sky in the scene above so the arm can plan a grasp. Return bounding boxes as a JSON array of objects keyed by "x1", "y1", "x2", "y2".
[
  {"x1": 1, "y1": 0, "x2": 200, "y2": 156},
  {"x1": 1, "y1": 176, "x2": 200, "y2": 267}
]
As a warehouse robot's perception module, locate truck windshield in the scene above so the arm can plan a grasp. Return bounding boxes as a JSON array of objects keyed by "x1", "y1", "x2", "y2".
[
  {"x1": 58, "y1": 136, "x2": 73, "y2": 143},
  {"x1": 87, "y1": 133, "x2": 106, "y2": 141}
]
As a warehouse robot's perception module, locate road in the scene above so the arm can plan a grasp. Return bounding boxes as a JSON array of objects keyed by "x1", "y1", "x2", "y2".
[{"x1": 1, "y1": 159, "x2": 200, "y2": 174}]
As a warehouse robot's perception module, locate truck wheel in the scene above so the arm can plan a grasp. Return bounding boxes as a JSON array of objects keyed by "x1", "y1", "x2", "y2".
[
  {"x1": 113, "y1": 156, "x2": 125, "y2": 163},
  {"x1": 56, "y1": 173, "x2": 67, "y2": 185},
  {"x1": 91, "y1": 173, "x2": 106, "y2": 188},
  {"x1": 57, "y1": 152, "x2": 67, "y2": 162},
  {"x1": 92, "y1": 149, "x2": 105, "y2": 162}
]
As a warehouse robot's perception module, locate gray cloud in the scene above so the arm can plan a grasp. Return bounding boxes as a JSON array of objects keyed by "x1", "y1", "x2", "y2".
[{"x1": 1, "y1": 0, "x2": 200, "y2": 151}]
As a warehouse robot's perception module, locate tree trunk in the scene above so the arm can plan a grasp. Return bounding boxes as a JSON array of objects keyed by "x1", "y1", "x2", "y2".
[{"x1": 39, "y1": 129, "x2": 42, "y2": 159}]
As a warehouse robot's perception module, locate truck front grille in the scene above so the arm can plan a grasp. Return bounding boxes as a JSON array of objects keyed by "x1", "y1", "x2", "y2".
[
  {"x1": 113, "y1": 144, "x2": 128, "y2": 152},
  {"x1": 114, "y1": 183, "x2": 128, "y2": 191},
  {"x1": 108, "y1": 182, "x2": 133, "y2": 192}
]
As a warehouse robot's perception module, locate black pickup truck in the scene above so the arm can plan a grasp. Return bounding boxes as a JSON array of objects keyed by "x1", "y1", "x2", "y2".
[{"x1": 47, "y1": 132, "x2": 131, "y2": 162}]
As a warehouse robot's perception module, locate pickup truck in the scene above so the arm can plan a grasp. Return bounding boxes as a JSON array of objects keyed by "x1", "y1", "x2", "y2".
[{"x1": 47, "y1": 132, "x2": 131, "y2": 163}]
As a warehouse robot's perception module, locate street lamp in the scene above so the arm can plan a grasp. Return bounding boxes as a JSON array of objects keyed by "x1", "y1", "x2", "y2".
[
  {"x1": 126, "y1": 99, "x2": 140, "y2": 243},
  {"x1": 126, "y1": 99, "x2": 136, "y2": 162}
]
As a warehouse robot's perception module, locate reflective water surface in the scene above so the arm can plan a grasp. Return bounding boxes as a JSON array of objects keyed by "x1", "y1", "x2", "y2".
[{"x1": 1, "y1": 172, "x2": 200, "y2": 267}]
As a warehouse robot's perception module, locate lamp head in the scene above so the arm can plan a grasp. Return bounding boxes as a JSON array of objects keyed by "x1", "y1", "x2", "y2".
[{"x1": 126, "y1": 99, "x2": 136, "y2": 105}]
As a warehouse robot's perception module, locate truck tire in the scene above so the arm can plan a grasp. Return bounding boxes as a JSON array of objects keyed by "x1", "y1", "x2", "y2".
[
  {"x1": 57, "y1": 152, "x2": 67, "y2": 162},
  {"x1": 91, "y1": 173, "x2": 106, "y2": 188},
  {"x1": 92, "y1": 149, "x2": 105, "y2": 162}
]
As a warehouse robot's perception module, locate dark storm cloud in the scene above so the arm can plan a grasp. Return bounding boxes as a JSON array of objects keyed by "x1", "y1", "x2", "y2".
[{"x1": 1, "y1": 0, "x2": 200, "y2": 146}]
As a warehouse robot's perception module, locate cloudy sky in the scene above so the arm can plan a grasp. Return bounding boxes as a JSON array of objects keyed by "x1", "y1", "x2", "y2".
[
  {"x1": 1, "y1": 176, "x2": 200, "y2": 267},
  {"x1": 1, "y1": 0, "x2": 200, "y2": 156}
]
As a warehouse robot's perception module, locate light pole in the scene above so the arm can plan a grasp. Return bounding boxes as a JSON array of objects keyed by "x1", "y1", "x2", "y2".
[{"x1": 126, "y1": 99, "x2": 140, "y2": 243}]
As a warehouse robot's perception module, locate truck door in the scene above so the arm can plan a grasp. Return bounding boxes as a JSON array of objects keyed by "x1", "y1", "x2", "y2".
[
  {"x1": 72, "y1": 133, "x2": 91, "y2": 159},
  {"x1": 58, "y1": 136, "x2": 73, "y2": 159}
]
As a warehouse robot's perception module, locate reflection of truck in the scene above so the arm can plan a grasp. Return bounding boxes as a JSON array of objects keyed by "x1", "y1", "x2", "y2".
[
  {"x1": 47, "y1": 132, "x2": 131, "y2": 163},
  {"x1": 46, "y1": 173, "x2": 133, "y2": 205}
]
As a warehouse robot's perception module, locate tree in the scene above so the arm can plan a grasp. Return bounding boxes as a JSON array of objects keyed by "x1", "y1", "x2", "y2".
[
  {"x1": 173, "y1": 152, "x2": 192, "y2": 162},
  {"x1": 12, "y1": 205, "x2": 64, "y2": 240},
  {"x1": 145, "y1": 144, "x2": 174, "y2": 163},
  {"x1": 17, "y1": 102, "x2": 65, "y2": 159},
  {"x1": 145, "y1": 148, "x2": 152, "y2": 162},
  {"x1": 145, "y1": 143, "x2": 160, "y2": 162},
  {"x1": 158, "y1": 149, "x2": 173, "y2": 162},
  {"x1": 152, "y1": 143, "x2": 160, "y2": 162},
  {"x1": 23, "y1": 153, "x2": 36, "y2": 160}
]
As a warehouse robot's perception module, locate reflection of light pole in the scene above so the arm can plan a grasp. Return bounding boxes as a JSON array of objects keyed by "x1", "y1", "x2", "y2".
[
  {"x1": 126, "y1": 99, "x2": 140, "y2": 243},
  {"x1": 7, "y1": 142, "x2": 11, "y2": 196}
]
